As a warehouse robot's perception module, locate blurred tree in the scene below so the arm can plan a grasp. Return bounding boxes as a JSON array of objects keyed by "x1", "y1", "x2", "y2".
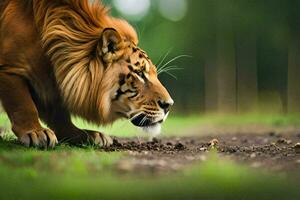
[
  {"x1": 234, "y1": 1, "x2": 258, "y2": 113},
  {"x1": 216, "y1": 1, "x2": 237, "y2": 113},
  {"x1": 236, "y1": 29, "x2": 258, "y2": 113},
  {"x1": 287, "y1": 0, "x2": 300, "y2": 113},
  {"x1": 288, "y1": 42, "x2": 300, "y2": 113}
]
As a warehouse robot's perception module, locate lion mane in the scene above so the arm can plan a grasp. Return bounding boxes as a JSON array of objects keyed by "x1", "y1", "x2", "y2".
[{"x1": 29, "y1": 0, "x2": 138, "y2": 124}]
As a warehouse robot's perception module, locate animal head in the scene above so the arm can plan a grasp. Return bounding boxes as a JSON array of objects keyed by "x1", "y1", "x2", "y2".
[{"x1": 99, "y1": 28, "x2": 174, "y2": 134}]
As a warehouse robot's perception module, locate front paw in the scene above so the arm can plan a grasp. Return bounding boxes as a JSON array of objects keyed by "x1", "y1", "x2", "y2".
[
  {"x1": 60, "y1": 129, "x2": 113, "y2": 147},
  {"x1": 88, "y1": 131, "x2": 113, "y2": 147},
  {"x1": 19, "y1": 128, "x2": 58, "y2": 148}
]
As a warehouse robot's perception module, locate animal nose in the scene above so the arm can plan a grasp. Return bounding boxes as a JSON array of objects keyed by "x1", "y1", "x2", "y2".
[{"x1": 158, "y1": 99, "x2": 174, "y2": 113}]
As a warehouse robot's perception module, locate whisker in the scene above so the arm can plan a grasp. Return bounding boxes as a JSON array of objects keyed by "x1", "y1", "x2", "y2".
[
  {"x1": 158, "y1": 54, "x2": 192, "y2": 72},
  {"x1": 158, "y1": 65, "x2": 173, "y2": 74},
  {"x1": 139, "y1": 116, "x2": 144, "y2": 126},
  {"x1": 165, "y1": 68, "x2": 183, "y2": 72},
  {"x1": 141, "y1": 118, "x2": 147, "y2": 126},
  {"x1": 156, "y1": 48, "x2": 172, "y2": 69},
  {"x1": 139, "y1": 115, "x2": 147, "y2": 126},
  {"x1": 164, "y1": 71, "x2": 178, "y2": 80},
  {"x1": 160, "y1": 68, "x2": 184, "y2": 73},
  {"x1": 158, "y1": 65, "x2": 183, "y2": 75}
]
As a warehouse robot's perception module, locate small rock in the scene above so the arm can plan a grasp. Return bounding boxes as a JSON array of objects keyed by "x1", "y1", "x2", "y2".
[
  {"x1": 209, "y1": 139, "x2": 219, "y2": 148},
  {"x1": 174, "y1": 142, "x2": 185, "y2": 150},
  {"x1": 231, "y1": 137, "x2": 237, "y2": 141},
  {"x1": 152, "y1": 137, "x2": 160, "y2": 144},
  {"x1": 277, "y1": 138, "x2": 288, "y2": 144},
  {"x1": 250, "y1": 153, "x2": 256, "y2": 158},
  {"x1": 199, "y1": 147, "x2": 207, "y2": 151},
  {"x1": 294, "y1": 143, "x2": 300, "y2": 153},
  {"x1": 166, "y1": 142, "x2": 173, "y2": 146}
]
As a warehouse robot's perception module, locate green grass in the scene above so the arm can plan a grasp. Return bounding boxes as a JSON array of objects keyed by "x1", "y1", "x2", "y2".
[
  {"x1": 74, "y1": 113, "x2": 300, "y2": 137},
  {"x1": 2, "y1": 113, "x2": 300, "y2": 138},
  {"x1": 0, "y1": 145, "x2": 298, "y2": 200},
  {"x1": 0, "y1": 113, "x2": 300, "y2": 199},
  {"x1": 73, "y1": 114, "x2": 206, "y2": 137}
]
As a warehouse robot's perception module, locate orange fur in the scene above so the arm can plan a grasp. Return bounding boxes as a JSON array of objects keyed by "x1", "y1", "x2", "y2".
[{"x1": 0, "y1": 0, "x2": 173, "y2": 147}]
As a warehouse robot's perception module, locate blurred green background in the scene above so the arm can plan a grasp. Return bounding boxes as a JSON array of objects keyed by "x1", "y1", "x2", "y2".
[{"x1": 102, "y1": 0, "x2": 300, "y2": 114}]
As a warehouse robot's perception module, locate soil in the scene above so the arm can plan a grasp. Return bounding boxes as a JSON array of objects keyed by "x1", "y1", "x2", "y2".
[{"x1": 104, "y1": 133, "x2": 300, "y2": 175}]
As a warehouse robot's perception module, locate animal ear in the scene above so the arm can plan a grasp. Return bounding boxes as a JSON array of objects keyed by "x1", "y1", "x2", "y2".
[{"x1": 100, "y1": 28, "x2": 123, "y2": 63}]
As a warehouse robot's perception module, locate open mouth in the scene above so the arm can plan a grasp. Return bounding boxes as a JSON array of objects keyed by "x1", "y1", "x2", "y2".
[{"x1": 130, "y1": 114, "x2": 163, "y2": 127}]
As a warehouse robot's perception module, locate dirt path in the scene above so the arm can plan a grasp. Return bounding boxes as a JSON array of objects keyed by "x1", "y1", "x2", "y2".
[{"x1": 105, "y1": 133, "x2": 300, "y2": 175}]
